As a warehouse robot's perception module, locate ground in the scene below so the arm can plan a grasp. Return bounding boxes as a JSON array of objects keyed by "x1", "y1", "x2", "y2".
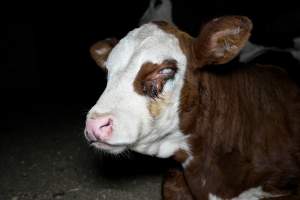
[{"x1": 0, "y1": 102, "x2": 173, "y2": 200}]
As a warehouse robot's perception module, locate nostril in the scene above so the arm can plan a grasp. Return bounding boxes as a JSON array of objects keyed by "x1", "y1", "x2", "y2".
[{"x1": 99, "y1": 118, "x2": 113, "y2": 129}]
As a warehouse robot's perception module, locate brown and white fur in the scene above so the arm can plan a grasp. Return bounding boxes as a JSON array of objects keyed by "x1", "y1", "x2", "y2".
[{"x1": 85, "y1": 16, "x2": 300, "y2": 199}]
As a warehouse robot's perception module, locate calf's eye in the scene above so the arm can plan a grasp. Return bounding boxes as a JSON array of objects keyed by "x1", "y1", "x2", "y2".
[
  {"x1": 159, "y1": 67, "x2": 176, "y2": 76},
  {"x1": 134, "y1": 59, "x2": 178, "y2": 99},
  {"x1": 143, "y1": 66, "x2": 177, "y2": 99}
]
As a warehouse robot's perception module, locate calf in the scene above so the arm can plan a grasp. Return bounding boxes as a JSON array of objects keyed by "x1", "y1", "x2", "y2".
[{"x1": 84, "y1": 16, "x2": 300, "y2": 200}]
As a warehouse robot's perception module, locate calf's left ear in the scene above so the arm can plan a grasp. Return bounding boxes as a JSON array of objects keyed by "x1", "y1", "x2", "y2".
[
  {"x1": 193, "y1": 16, "x2": 252, "y2": 67},
  {"x1": 90, "y1": 38, "x2": 118, "y2": 70}
]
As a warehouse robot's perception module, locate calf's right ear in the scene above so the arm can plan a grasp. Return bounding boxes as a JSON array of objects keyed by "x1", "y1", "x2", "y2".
[{"x1": 90, "y1": 38, "x2": 118, "y2": 70}]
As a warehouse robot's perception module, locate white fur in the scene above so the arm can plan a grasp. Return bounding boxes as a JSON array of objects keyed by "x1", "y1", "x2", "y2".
[
  {"x1": 87, "y1": 23, "x2": 189, "y2": 157},
  {"x1": 209, "y1": 186, "x2": 284, "y2": 200},
  {"x1": 182, "y1": 155, "x2": 193, "y2": 168}
]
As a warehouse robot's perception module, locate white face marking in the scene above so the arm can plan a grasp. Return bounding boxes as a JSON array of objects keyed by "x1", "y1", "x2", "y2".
[
  {"x1": 87, "y1": 23, "x2": 189, "y2": 157},
  {"x1": 209, "y1": 186, "x2": 285, "y2": 200}
]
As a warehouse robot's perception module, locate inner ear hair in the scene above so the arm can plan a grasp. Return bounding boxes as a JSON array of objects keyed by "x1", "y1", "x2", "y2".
[{"x1": 193, "y1": 16, "x2": 253, "y2": 66}]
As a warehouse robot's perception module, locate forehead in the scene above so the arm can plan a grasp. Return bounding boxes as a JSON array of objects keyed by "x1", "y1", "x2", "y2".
[{"x1": 106, "y1": 23, "x2": 185, "y2": 73}]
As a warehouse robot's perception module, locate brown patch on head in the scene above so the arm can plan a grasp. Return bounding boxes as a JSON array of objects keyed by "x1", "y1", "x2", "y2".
[
  {"x1": 134, "y1": 59, "x2": 178, "y2": 97},
  {"x1": 133, "y1": 59, "x2": 178, "y2": 118}
]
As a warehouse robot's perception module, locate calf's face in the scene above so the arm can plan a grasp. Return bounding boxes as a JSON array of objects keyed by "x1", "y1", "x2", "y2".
[{"x1": 85, "y1": 16, "x2": 252, "y2": 158}]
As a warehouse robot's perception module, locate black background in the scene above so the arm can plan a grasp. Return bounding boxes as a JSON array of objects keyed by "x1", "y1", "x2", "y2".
[{"x1": 3, "y1": 0, "x2": 300, "y2": 107}]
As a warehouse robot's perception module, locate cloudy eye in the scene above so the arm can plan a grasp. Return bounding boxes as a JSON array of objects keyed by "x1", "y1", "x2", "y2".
[
  {"x1": 136, "y1": 59, "x2": 178, "y2": 99},
  {"x1": 142, "y1": 66, "x2": 178, "y2": 99},
  {"x1": 160, "y1": 67, "x2": 174, "y2": 75},
  {"x1": 159, "y1": 67, "x2": 177, "y2": 79}
]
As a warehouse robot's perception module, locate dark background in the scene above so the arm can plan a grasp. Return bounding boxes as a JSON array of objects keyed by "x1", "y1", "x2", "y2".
[
  {"x1": 3, "y1": 1, "x2": 300, "y2": 105},
  {"x1": 1, "y1": 1, "x2": 300, "y2": 199}
]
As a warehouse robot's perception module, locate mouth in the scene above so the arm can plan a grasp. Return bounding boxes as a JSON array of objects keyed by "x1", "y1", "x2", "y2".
[{"x1": 89, "y1": 140, "x2": 128, "y2": 154}]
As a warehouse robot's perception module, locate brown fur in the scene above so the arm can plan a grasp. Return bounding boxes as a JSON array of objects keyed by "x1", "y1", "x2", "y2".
[
  {"x1": 90, "y1": 38, "x2": 118, "y2": 69},
  {"x1": 133, "y1": 59, "x2": 178, "y2": 117},
  {"x1": 163, "y1": 168, "x2": 194, "y2": 200},
  {"x1": 133, "y1": 59, "x2": 178, "y2": 96},
  {"x1": 193, "y1": 16, "x2": 252, "y2": 66},
  {"x1": 180, "y1": 64, "x2": 300, "y2": 199},
  {"x1": 155, "y1": 17, "x2": 300, "y2": 199}
]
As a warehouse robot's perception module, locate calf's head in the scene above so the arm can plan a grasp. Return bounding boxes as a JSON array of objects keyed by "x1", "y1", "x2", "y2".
[{"x1": 85, "y1": 16, "x2": 252, "y2": 157}]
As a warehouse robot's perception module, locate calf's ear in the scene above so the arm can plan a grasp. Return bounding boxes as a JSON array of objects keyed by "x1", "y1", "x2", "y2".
[
  {"x1": 90, "y1": 38, "x2": 118, "y2": 70},
  {"x1": 193, "y1": 16, "x2": 252, "y2": 67}
]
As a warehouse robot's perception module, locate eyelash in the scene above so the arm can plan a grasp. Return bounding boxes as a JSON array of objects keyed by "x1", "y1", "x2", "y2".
[
  {"x1": 143, "y1": 67, "x2": 176, "y2": 99},
  {"x1": 148, "y1": 79, "x2": 163, "y2": 99}
]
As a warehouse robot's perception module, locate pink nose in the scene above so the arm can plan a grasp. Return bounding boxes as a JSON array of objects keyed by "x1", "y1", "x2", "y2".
[{"x1": 85, "y1": 116, "x2": 113, "y2": 142}]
